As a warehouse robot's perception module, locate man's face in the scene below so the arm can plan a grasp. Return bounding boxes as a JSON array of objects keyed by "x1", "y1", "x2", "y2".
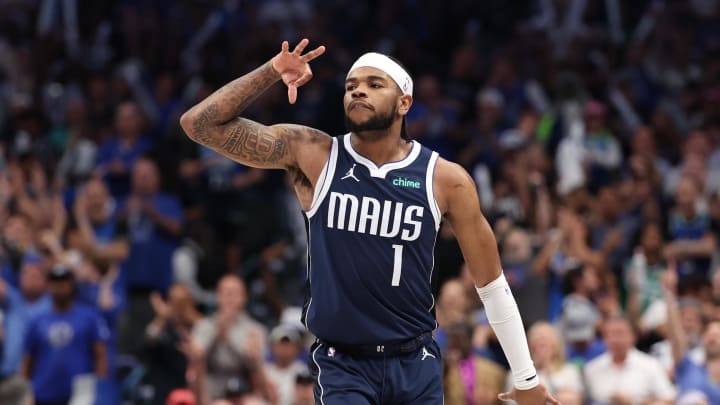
[
  {"x1": 20, "y1": 264, "x2": 46, "y2": 299},
  {"x1": 603, "y1": 319, "x2": 634, "y2": 358},
  {"x1": 132, "y1": 159, "x2": 160, "y2": 195},
  {"x1": 48, "y1": 278, "x2": 74, "y2": 303},
  {"x1": 343, "y1": 67, "x2": 408, "y2": 138},
  {"x1": 217, "y1": 275, "x2": 246, "y2": 315}
]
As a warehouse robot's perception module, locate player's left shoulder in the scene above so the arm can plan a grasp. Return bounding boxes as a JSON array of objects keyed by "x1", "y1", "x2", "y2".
[{"x1": 432, "y1": 157, "x2": 477, "y2": 215}]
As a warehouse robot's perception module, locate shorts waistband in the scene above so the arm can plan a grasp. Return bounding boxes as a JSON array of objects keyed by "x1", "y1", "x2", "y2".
[{"x1": 319, "y1": 332, "x2": 433, "y2": 358}]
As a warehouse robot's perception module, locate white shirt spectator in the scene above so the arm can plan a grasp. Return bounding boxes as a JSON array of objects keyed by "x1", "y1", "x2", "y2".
[{"x1": 584, "y1": 348, "x2": 675, "y2": 404}]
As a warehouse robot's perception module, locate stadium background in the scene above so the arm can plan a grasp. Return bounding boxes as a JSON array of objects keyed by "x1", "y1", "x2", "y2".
[{"x1": 0, "y1": 0, "x2": 719, "y2": 404}]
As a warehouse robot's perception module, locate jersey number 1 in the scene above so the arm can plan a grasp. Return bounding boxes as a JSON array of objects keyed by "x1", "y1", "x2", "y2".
[{"x1": 391, "y1": 244, "x2": 403, "y2": 286}]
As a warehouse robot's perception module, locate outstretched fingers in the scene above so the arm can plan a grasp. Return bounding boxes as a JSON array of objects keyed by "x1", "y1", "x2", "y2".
[
  {"x1": 293, "y1": 38, "x2": 309, "y2": 54},
  {"x1": 281, "y1": 40, "x2": 289, "y2": 53},
  {"x1": 302, "y1": 45, "x2": 326, "y2": 62}
]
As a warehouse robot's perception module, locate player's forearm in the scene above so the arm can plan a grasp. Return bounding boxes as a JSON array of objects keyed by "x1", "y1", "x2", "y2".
[{"x1": 180, "y1": 60, "x2": 280, "y2": 147}]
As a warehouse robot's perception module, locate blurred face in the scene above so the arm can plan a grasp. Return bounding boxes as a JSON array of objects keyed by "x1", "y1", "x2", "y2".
[
  {"x1": 20, "y1": 264, "x2": 46, "y2": 300},
  {"x1": 85, "y1": 179, "x2": 110, "y2": 221},
  {"x1": 529, "y1": 323, "x2": 559, "y2": 368},
  {"x1": 114, "y1": 102, "x2": 143, "y2": 138},
  {"x1": 271, "y1": 339, "x2": 301, "y2": 367},
  {"x1": 703, "y1": 322, "x2": 720, "y2": 357},
  {"x1": 217, "y1": 275, "x2": 247, "y2": 315},
  {"x1": 48, "y1": 279, "x2": 74, "y2": 304},
  {"x1": 632, "y1": 127, "x2": 655, "y2": 155},
  {"x1": 502, "y1": 229, "x2": 531, "y2": 264},
  {"x1": 675, "y1": 177, "x2": 699, "y2": 210},
  {"x1": 603, "y1": 319, "x2": 635, "y2": 359},
  {"x1": 580, "y1": 265, "x2": 600, "y2": 293},
  {"x1": 681, "y1": 305, "x2": 704, "y2": 339},
  {"x1": 438, "y1": 280, "x2": 468, "y2": 322},
  {"x1": 343, "y1": 67, "x2": 408, "y2": 139},
  {"x1": 168, "y1": 284, "x2": 195, "y2": 316},
  {"x1": 132, "y1": 159, "x2": 160, "y2": 195},
  {"x1": 640, "y1": 224, "x2": 663, "y2": 253}
]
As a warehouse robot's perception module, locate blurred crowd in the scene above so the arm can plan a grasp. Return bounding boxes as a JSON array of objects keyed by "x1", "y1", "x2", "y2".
[{"x1": 0, "y1": 0, "x2": 719, "y2": 404}]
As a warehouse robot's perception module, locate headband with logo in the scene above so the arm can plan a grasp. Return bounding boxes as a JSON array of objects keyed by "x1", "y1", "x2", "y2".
[{"x1": 347, "y1": 52, "x2": 413, "y2": 96}]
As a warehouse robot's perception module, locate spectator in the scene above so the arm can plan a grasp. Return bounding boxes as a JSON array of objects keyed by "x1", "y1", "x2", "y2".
[
  {"x1": 665, "y1": 175, "x2": 716, "y2": 280},
  {"x1": 665, "y1": 265, "x2": 720, "y2": 402},
  {"x1": 143, "y1": 284, "x2": 202, "y2": 405},
  {"x1": 292, "y1": 371, "x2": 314, "y2": 405},
  {"x1": 0, "y1": 257, "x2": 50, "y2": 405},
  {"x1": 557, "y1": 265, "x2": 606, "y2": 367},
  {"x1": 264, "y1": 324, "x2": 307, "y2": 405},
  {"x1": 443, "y1": 321, "x2": 507, "y2": 405},
  {"x1": 95, "y1": 101, "x2": 153, "y2": 198},
  {"x1": 22, "y1": 265, "x2": 109, "y2": 405},
  {"x1": 192, "y1": 274, "x2": 268, "y2": 400},
  {"x1": 625, "y1": 222, "x2": 669, "y2": 335},
  {"x1": 71, "y1": 178, "x2": 129, "y2": 264},
  {"x1": 514, "y1": 321, "x2": 583, "y2": 405},
  {"x1": 118, "y1": 156, "x2": 182, "y2": 355},
  {"x1": 584, "y1": 316, "x2": 675, "y2": 404}
]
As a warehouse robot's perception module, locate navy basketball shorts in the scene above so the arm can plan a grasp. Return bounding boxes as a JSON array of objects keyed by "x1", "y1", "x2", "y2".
[{"x1": 309, "y1": 340, "x2": 443, "y2": 404}]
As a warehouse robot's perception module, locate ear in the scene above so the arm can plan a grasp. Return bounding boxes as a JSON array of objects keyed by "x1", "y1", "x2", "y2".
[{"x1": 397, "y1": 95, "x2": 413, "y2": 117}]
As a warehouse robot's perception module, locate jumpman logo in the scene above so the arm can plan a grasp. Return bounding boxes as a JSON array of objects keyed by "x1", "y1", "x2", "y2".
[
  {"x1": 341, "y1": 164, "x2": 360, "y2": 182},
  {"x1": 421, "y1": 346, "x2": 436, "y2": 361}
]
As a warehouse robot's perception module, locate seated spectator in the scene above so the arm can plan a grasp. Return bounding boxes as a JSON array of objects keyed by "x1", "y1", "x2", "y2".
[
  {"x1": 22, "y1": 265, "x2": 109, "y2": 405},
  {"x1": 443, "y1": 321, "x2": 506, "y2": 405},
  {"x1": 664, "y1": 266, "x2": 720, "y2": 402},
  {"x1": 264, "y1": 324, "x2": 308, "y2": 405},
  {"x1": 514, "y1": 321, "x2": 583, "y2": 405},
  {"x1": 0, "y1": 257, "x2": 50, "y2": 405},
  {"x1": 192, "y1": 274, "x2": 268, "y2": 400},
  {"x1": 584, "y1": 316, "x2": 675, "y2": 404}
]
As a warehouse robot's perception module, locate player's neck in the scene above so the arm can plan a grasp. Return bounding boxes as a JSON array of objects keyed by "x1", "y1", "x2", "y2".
[{"x1": 350, "y1": 130, "x2": 411, "y2": 166}]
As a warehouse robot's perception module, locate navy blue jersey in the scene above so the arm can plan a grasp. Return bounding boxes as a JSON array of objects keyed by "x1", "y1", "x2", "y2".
[{"x1": 303, "y1": 134, "x2": 441, "y2": 344}]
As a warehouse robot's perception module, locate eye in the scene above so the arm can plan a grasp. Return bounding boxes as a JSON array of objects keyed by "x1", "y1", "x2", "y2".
[
  {"x1": 371, "y1": 83, "x2": 383, "y2": 89},
  {"x1": 345, "y1": 84, "x2": 356, "y2": 91}
]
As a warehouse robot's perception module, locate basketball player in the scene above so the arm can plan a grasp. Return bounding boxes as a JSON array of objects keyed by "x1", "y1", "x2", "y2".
[{"x1": 180, "y1": 39, "x2": 558, "y2": 405}]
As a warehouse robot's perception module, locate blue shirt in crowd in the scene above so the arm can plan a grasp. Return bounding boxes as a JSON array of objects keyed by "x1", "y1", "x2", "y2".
[
  {"x1": 0, "y1": 287, "x2": 51, "y2": 376},
  {"x1": 24, "y1": 303, "x2": 110, "y2": 403},
  {"x1": 96, "y1": 135, "x2": 153, "y2": 197},
  {"x1": 122, "y1": 194, "x2": 182, "y2": 293},
  {"x1": 676, "y1": 355, "x2": 720, "y2": 404}
]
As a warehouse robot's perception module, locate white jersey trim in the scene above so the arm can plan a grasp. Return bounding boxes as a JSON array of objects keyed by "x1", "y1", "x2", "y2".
[
  {"x1": 343, "y1": 134, "x2": 421, "y2": 179},
  {"x1": 306, "y1": 137, "x2": 338, "y2": 218},
  {"x1": 425, "y1": 152, "x2": 441, "y2": 230},
  {"x1": 312, "y1": 343, "x2": 325, "y2": 405}
]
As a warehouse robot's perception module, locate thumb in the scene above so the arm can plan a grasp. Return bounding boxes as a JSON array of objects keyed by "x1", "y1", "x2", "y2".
[
  {"x1": 497, "y1": 391, "x2": 514, "y2": 402},
  {"x1": 288, "y1": 84, "x2": 298, "y2": 104}
]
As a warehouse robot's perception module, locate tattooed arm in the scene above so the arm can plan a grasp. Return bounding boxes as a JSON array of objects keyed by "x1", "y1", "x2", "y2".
[{"x1": 180, "y1": 40, "x2": 328, "y2": 173}]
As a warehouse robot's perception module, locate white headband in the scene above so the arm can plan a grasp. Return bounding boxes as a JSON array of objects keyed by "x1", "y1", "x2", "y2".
[{"x1": 347, "y1": 52, "x2": 413, "y2": 96}]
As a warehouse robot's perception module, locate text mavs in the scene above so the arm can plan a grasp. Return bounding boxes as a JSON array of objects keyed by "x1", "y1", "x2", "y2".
[{"x1": 327, "y1": 192, "x2": 424, "y2": 241}]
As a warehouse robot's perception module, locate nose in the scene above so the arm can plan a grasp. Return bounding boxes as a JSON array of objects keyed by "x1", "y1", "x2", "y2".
[{"x1": 351, "y1": 85, "x2": 367, "y2": 99}]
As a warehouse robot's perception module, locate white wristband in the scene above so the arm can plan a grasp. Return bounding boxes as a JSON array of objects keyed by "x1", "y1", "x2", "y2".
[{"x1": 476, "y1": 272, "x2": 539, "y2": 390}]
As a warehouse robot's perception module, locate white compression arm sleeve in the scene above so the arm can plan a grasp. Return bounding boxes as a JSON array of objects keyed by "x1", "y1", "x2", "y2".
[{"x1": 476, "y1": 272, "x2": 539, "y2": 390}]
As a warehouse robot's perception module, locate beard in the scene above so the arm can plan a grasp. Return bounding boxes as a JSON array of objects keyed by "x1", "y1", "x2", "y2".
[{"x1": 344, "y1": 104, "x2": 397, "y2": 136}]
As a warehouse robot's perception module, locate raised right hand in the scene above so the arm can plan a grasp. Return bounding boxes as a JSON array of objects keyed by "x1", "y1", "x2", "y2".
[{"x1": 271, "y1": 38, "x2": 326, "y2": 104}]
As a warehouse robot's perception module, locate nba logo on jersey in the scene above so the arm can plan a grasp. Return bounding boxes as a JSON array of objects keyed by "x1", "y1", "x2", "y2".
[{"x1": 328, "y1": 346, "x2": 337, "y2": 357}]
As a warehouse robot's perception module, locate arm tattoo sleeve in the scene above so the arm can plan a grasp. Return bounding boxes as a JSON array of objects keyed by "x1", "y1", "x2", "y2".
[{"x1": 219, "y1": 119, "x2": 288, "y2": 164}]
